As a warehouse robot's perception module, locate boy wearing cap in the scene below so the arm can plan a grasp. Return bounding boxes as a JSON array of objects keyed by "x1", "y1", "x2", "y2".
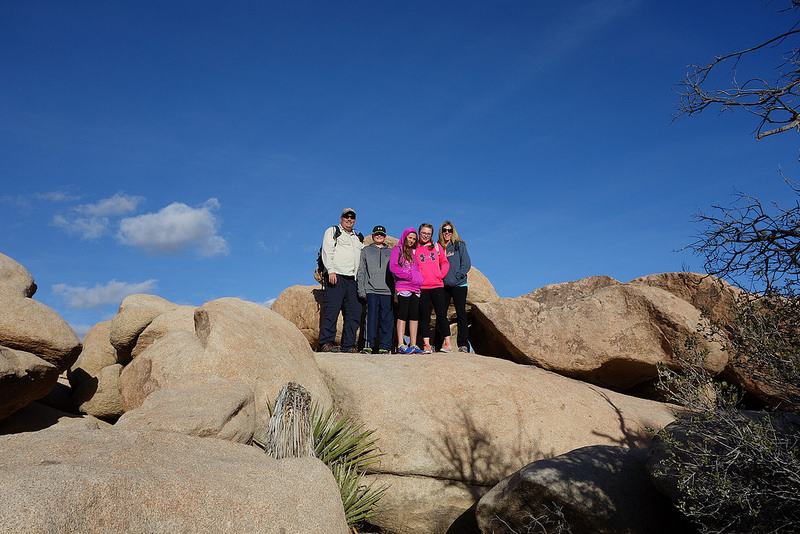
[
  {"x1": 318, "y1": 207, "x2": 364, "y2": 353},
  {"x1": 357, "y1": 225, "x2": 394, "y2": 354}
]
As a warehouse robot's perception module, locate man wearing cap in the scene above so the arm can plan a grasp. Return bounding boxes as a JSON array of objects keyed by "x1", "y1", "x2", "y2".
[
  {"x1": 318, "y1": 208, "x2": 365, "y2": 353},
  {"x1": 357, "y1": 225, "x2": 394, "y2": 354}
]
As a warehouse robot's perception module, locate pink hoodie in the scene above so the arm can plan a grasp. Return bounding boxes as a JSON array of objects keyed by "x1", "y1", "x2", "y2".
[
  {"x1": 415, "y1": 239, "x2": 449, "y2": 289},
  {"x1": 389, "y1": 228, "x2": 423, "y2": 293}
]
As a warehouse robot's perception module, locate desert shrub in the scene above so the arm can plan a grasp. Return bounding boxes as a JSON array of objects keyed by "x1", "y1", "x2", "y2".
[
  {"x1": 253, "y1": 401, "x2": 386, "y2": 527},
  {"x1": 656, "y1": 341, "x2": 800, "y2": 533}
]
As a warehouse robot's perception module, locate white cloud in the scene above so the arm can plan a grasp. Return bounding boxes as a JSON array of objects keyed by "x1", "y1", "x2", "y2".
[
  {"x1": 117, "y1": 198, "x2": 228, "y2": 256},
  {"x1": 52, "y1": 192, "x2": 144, "y2": 239},
  {"x1": 35, "y1": 191, "x2": 81, "y2": 203},
  {"x1": 77, "y1": 192, "x2": 143, "y2": 216},
  {"x1": 52, "y1": 213, "x2": 108, "y2": 239},
  {"x1": 53, "y1": 279, "x2": 158, "y2": 310},
  {"x1": 263, "y1": 297, "x2": 277, "y2": 307}
]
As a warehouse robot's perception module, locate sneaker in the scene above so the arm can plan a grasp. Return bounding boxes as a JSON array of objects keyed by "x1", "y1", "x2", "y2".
[
  {"x1": 458, "y1": 346, "x2": 469, "y2": 353},
  {"x1": 378, "y1": 349, "x2": 390, "y2": 354},
  {"x1": 360, "y1": 347, "x2": 373, "y2": 354},
  {"x1": 411, "y1": 345, "x2": 424, "y2": 354},
  {"x1": 440, "y1": 342, "x2": 453, "y2": 353},
  {"x1": 397, "y1": 344, "x2": 413, "y2": 354},
  {"x1": 422, "y1": 344, "x2": 432, "y2": 354},
  {"x1": 344, "y1": 347, "x2": 359, "y2": 354},
  {"x1": 319, "y1": 343, "x2": 339, "y2": 353}
]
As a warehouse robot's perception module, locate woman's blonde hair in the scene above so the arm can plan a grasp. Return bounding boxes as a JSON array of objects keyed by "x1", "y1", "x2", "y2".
[
  {"x1": 418, "y1": 223, "x2": 435, "y2": 250},
  {"x1": 438, "y1": 220, "x2": 465, "y2": 248}
]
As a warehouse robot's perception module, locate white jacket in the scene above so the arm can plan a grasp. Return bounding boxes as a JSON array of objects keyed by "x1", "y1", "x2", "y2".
[{"x1": 321, "y1": 225, "x2": 363, "y2": 277}]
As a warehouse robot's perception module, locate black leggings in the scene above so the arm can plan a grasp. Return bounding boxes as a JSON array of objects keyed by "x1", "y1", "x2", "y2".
[{"x1": 419, "y1": 287, "x2": 449, "y2": 344}]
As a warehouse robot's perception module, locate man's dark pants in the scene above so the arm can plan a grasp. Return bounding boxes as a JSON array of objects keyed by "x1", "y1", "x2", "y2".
[{"x1": 319, "y1": 276, "x2": 362, "y2": 350}]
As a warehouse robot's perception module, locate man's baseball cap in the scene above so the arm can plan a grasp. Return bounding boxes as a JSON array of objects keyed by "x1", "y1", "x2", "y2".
[
  {"x1": 372, "y1": 225, "x2": 386, "y2": 236},
  {"x1": 341, "y1": 207, "x2": 356, "y2": 217}
]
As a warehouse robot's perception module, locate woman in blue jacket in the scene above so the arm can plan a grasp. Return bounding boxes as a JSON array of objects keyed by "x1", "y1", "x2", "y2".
[{"x1": 437, "y1": 221, "x2": 471, "y2": 353}]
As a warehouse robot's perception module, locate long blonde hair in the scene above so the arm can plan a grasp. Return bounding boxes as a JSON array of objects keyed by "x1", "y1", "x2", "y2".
[{"x1": 438, "y1": 220, "x2": 465, "y2": 248}]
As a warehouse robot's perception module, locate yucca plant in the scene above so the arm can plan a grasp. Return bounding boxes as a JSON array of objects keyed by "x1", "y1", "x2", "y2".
[{"x1": 254, "y1": 399, "x2": 386, "y2": 527}]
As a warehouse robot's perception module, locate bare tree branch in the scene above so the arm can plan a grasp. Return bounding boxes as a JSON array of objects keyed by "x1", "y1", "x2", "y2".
[{"x1": 674, "y1": 2, "x2": 800, "y2": 141}]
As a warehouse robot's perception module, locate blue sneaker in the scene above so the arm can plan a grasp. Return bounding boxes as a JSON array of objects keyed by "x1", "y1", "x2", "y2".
[
  {"x1": 411, "y1": 345, "x2": 425, "y2": 354},
  {"x1": 397, "y1": 345, "x2": 414, "y2": 354}
]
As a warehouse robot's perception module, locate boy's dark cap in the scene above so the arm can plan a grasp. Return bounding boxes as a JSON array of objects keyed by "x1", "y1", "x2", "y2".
[{"x1": 372, "y1": 225, "x2": 386, "y2": 236}]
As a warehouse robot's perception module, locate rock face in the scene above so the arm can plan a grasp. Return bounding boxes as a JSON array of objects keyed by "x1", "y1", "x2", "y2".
[
  {"x1": 471, "y1": 274, "x2": 727, "y2": 391},
  {"x1": 115, "y1": 373, "x2": 256, "y2": 443},
  {"x1": 117, "y1": 298, "x2": 332, "y2": 437},
  {"x1": 69, "y1": 321, "x2": 124, "y2": 420},
  {"x1": 316, "y1": 352, "x2": 677, "y2": 533},
  {"x1": 0, "y1": 347, "x2": 60, "y2": 419},
  {"x1": 0, "y1": 428, "x2": 349, "y2": 534},
  {"x1": 0, "y1": 254, "x2": 81, "y2": 372},
  {"x1": 476, "y1": 445, "x2": 695, "y2": 534},
  {"x1": 0, "y1": 253, "x2": 81, "y2": 420},
  {"x1": 269, "y1": 284, "x2": 330, "y2": 350}
]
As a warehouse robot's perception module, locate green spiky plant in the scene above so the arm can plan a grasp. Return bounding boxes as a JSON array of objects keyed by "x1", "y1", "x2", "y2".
[{"x1": 253, "y1": 401, "x2": 387, "y2": 527}]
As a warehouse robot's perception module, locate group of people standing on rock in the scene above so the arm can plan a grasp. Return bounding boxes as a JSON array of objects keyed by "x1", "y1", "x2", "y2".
[{"x1": 317, "y1": 207, "x2": 471, "y2": 355}]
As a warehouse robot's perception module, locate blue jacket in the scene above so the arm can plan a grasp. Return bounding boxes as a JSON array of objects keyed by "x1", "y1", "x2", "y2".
[{"x1": 442, "y1": 241, "x2": 471, "y2": 287}]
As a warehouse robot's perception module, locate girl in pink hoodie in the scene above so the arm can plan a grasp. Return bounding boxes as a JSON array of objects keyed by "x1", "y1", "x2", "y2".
[
  {"x1": 389, "y1": 228, "x2": 424, "y2": 354},
  {"x1": 415, "y1": 223, "x2": 451, "y2": 353}
]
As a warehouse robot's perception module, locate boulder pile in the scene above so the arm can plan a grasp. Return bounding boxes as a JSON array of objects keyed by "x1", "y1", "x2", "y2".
[{"x1": 0, "y1": 251, "x2": 771, "y2": 533}]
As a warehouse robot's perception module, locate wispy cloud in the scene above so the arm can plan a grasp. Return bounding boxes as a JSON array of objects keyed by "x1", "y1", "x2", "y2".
[
  {"x1": 35, "y1": 190, "x2": 81, "y2": 203},
  {"x1": 264, "y1": 297, "x2": 277, "y2": 307},
  {"x1": 52, "y1": 192, "x2": 144, "y2": 239},
  {"x1": 53, "y1": 279, "x2": 158, "y2": 309},
  {"x1": 76, "y1": 192, "x2": 144, "y2": 216},
  {"x1": 117, "y1": 198, "x2": 228, "y2": 256}
]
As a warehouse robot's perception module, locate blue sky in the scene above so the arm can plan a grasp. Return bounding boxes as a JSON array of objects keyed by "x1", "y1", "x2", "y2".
[{"x1": 2, "y1": 1, "x2": 798, "y2": 336}]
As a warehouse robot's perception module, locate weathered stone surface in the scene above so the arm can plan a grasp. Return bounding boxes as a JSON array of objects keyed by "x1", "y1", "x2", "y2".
[
  {"x1": 194, "y1": 298, "x2": 333, "y2": 434},
  {"x1": 0, "y1": 297, "x2": 81, "y2": 371},
  {"x1": 316, "y1": 353, "x2": 676, "y2": 532},
  {"x1": 476, "y1": 445, "x2": 695, "y2": 534},
  {"x1": 0, "y1": 252, "x2": 36, "y2": 297},
  {"x1": 0, "y1": 428, "x2": 349, "y2": 534},
  {"x1": 628, "y1": 272, "x2": 741, "y2": 324},
  {"x1": 130, "y1": 305, "x2": 196, "y2": 360},
  {"x1": 0, "y1": 401, "x2": 103, "y2": 434},
  {"x1": 364, "y1": 473, "x2": 485, "y2": 534},
  {"x1": 72, "y1": 363, "x2": 124, "y2": 421},
  {"x1": 69, "y1": 320, "x2": 116, "y2": 385},
  {"x1": 119, "y1": 298, "x2": 332, "y2": 436},
  {"x1": 465, "y1": 267, "x2": 499, "y2": 304},
  {"x1": 270, "y1": 284, "x2": 333, "y2": 349},
  {"x1": 118, "y1": 330, "x2": 205, "y2": 411},
  {"x1": 0, "y1": 346, "x2": 59, "y2": 419},
  {"x1": 115, "y1": 373, "x2": 255, "y2": 443},
  {"x1": 109, "y1": 294, "x2": 181, "y2": 362},
  {"x1": 471, "y1": 277, "x2": 727, "y2": 391}
]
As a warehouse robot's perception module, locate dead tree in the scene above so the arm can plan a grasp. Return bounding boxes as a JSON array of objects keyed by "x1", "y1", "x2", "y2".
[{"x1": 263, "y1": 382, "x2": 315, "y2": 459}]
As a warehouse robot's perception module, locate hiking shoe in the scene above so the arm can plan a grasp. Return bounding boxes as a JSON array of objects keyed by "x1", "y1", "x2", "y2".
[
  {"x1": 421, "y1": 344, "x2": 432, "y2": 354},
  {"x1": 319, "y1": 343, "x2": 339, "y2": 353},
  {"x1": 397, "y1": 345, "x2": 413, "y2": 354},
  {"x1": 440, "y1": 342, "x2": 453, "y2": 353},
  {"x1": 458, "y1": 346, "x2": 469, "y2": 353},
  {"x1": 344, "y1": 347, "x2": 359, "y2": 354},
  {"x1": 360, "y1": 347, "x2": 373, "y2": 354},
  {"x1": 411, "y1": 345, "x2": 424, "y2": 354},
  {"x1": 378, "y1": 349, "x2": 390, "y2": 354}
]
